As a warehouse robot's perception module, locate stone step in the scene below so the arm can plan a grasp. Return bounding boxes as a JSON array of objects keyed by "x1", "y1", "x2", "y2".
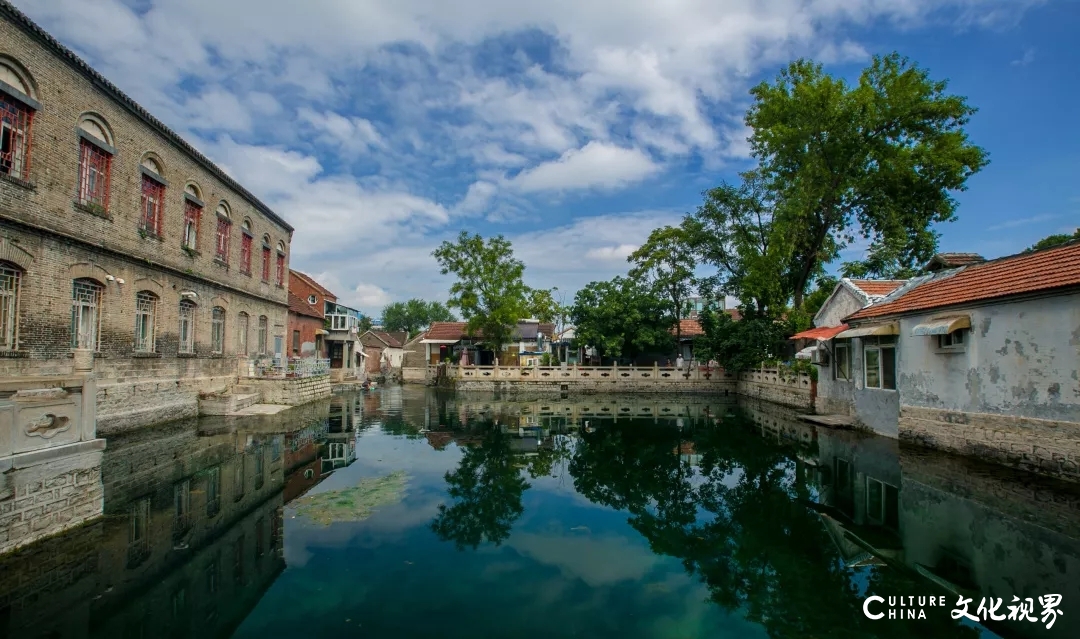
[{"x1": 233, "y1": 393, "x2": 260, "y2": 411}]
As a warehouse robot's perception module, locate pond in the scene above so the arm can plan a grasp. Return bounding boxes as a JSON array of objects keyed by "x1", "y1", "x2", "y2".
[{"x1": 2, "y1": 387, "x2": 1078, "y2": 639}]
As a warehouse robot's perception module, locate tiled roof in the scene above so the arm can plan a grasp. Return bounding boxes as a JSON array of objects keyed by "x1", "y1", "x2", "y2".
[
  {"x1": 367, "y1": 331, "x2": 404, "y2": 348},
  {"x1": 289, "y1": 270, "x2": 336, "y2": 299},
  {"x1": 726, "y1": 308, "x2": 743, "y2": 321},
  {"x1": 424, "y1": 321, "x2": 553, "y2": 341},
  {"x1": 847, "y1": 241, "x2": 1080, "y2": 320},
  {"x1": 791, "y1": 324, "x2": 849, "y2": 341},
  {"x1": 849, "y1": 280, "x2": 907, "y2": 298},
  {"x1": 388, "y1": 331, "x2": 409, "y2": 347},
  {"x1": 426, "y1": 322, "x2": 471, "y2": 340},
  {"x1": 0, "y1": 1, "x2": 292, "y2": 233},
  {"x1": 673, "y1": 319, "x2": 705, "y2": 338},
  {"x1": 923, "y1": 252, "x2": 986, "y2": 271},
  {"x1": 287, "y1": 293, "x2": 322, "y2": 319}
]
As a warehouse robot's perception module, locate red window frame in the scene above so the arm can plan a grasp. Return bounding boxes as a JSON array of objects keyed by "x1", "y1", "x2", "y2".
[
  {"x1": 215, "y1": 218, "x2": 230, "y2": 263},
  {"x1": 183, "y1": 201, "x2": 201, "y2": 249},
  {"x1": 240, "y1": 233, "x2": 253, "y2": 275},
  {"x1": 78, "y1": 140, "x2": 111, "y2": 210},
  {"x1": 276, "y1": 252, "x2": 285, "y2": 286},
  {"x1": 140, "y1": 175, "x2": 165, "y2": 236},
  {"x1": 261, "y1": 245, "x2": 271, "y2": 282},
  {"x1": 0, "y1": 95, "x2": 34, "y2": 180}
]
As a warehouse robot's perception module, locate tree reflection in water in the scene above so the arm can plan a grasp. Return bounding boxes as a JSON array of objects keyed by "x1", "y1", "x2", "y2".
[
  {"x1": 431, "y1": 421, "x2": 529, "y2": 550},
  {"x1": 570, "y1": 410, "x2": 980, "y2": 639}
]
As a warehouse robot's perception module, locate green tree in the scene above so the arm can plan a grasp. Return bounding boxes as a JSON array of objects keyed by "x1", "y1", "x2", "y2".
[
  {"x1": 381, "y1": 298, "x2": 457, "y2": 335},
  {"x1": 695, "y1": 307, "x2": 792, "y2": 372},
  {"x1": 433, "y1": 232, "x2": 529, "y2": 353},
  {"x1": 746, "y1": 53, "x2": 988, "y2": 308},
  {"x1": 800, "y1": 275, "x2": 838, "y2": 320},
  {"x1": 684, "y1": 174, "x2": 794, "y2": 315},
  {"x1": 570, "y1": 277, "x2": 675, "y2": 363},
  {"x1": 525, "y1": 287, "x2": 561, "y2": 325},
  {"x1": 628, "y1": 225, "x2": 697, "y2": 345},
  {"x1": 358, "y1": 316, "x2": 373, "y2": 333},
  {"x1": 1026, "y1": 228, "x2": 1079, "y2": 252}
]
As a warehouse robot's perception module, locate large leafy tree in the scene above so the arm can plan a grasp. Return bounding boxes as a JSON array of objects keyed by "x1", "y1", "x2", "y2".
[
  {"x1": 381, "y1": 298, "x2": 456, "y2": 335},
  {"x1": 684, "y1": 174, "x2": 794, "y2": 315},
  {"x1": 570, "y1": 277, "x2": 674, "y2": 363},
  {"x1": 695, "y1": 306, "x2": 794, "y2": 372},
  {"x1": 525, "y1": 287, "x2": 561, "y2": 325},
  {"x1": 433, "y1": 232, "x2": 529, "y2": 352},
  {"x1": 746, "y1": 53, "x2": 988, "y2": 308},
  {"x1": 628, "y1": 225, "x2": 697, "y2": 344}
]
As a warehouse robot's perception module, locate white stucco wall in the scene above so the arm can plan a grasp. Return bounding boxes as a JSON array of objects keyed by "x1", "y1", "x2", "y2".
[
  {"x1": 897, "y1": 293, "x2": 1080, "y2": 422},
  {"x1": 815, "y1": 285, "x2": 865, "y2": 328}
]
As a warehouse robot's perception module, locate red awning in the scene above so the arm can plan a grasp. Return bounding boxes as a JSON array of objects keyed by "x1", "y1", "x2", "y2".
[{"x1": 791, "y1": 324, "x2": 849, "y2": 341}]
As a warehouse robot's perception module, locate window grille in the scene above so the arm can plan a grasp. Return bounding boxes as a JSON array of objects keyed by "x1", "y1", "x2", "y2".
[
  {"x1": 215, "y1": 218, "x2": 230, "y2": 263},
  {"x1": 179, "y1": 300, "x2": 196, "y2": 354},
  {"x1": 134, "y1": 292, "x2": 157, "y2": 352},
  {"x1": 140, "y1": 175, "x2": 164, "y2": 235},
  {"x1": 257, "y1": 316, "x2": 268, "y2": 355},
  {"x1": 237, "y1": 312, "x2": 249, "y2": 355},
  {"x1": 183, "y1": 201, "x2": 201, "y2": 249},
  {"x1": 0, "y1": 262, "x2": 20, "y2": 350},
  {"x1": 71, "y1": 279, "x2": 102, "y2": 349},
  {"x1": 0, "y1": 95, "x2": 32, "y2": 180},
  {"x1": 77, "y1": 140, "x2": 111, "y2": 210},
  {"x1": 211, "y1": 307, "x2": 225, "y2": 354}
]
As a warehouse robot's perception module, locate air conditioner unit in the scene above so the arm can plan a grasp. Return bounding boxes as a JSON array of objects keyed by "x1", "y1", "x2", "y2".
[{"x1": 811, "y1": 348, "x2": 829, "y2": 365}]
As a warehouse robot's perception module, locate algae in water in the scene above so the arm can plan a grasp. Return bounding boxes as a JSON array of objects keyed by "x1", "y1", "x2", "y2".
[{"x1": 294, "y1": 470, "x2": 409, "y2": 526}]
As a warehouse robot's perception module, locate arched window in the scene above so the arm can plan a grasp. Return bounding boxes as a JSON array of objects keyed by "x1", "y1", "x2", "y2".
[
  {"x1": 178, "y1": 300, "x2": 196, "y2": 354},
  {"x1": 1, "y1": 59, "x2": 38, "y2": 181},
  {"x1": 275, "y1": 241, "x2": 286, "y2": 286},
  {"x1": 71, "y1": 278, "x2": 103, "y2": 350},
  {"x1": 214, "y1": 203, "x2": 231, "y2": 264},
  {"x1": 139, "y1": 156, "x2": 166, "y2": 237},
  {"x1": 237, "y1": 311, "x2": 249, "y2": 355},
  {"x1": 134, "y1": 291, "x2": 158, "y2": 352},
  {"x1": 257, "y1": 315, "x2": 268, "y2": 355},
  {"x1": 240, "y1": 219, "x2": 253, "y2": 275},
  {"x1": 260, "y1": 235, "x2": 271, "y2": 282},
  {"x1": 0, "y1": 260, "x2": 22, "y2": 350},
  {"x1": 183, "y1": 184, "x2": 203, "y2": 250},
  {"x1": 211, "y1": 306, "x2": 226, "y2": 354},
  {"x1": 76, "y1": 114, "x2": 114, "y2": 212}
]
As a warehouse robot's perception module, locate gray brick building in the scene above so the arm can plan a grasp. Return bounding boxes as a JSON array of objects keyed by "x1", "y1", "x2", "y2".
[{"x1": 0, "y1": 1, "x2": 294, "y2": 431}]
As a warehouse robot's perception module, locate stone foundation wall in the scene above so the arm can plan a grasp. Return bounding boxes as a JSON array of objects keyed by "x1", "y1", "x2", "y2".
[
  {"x1": 736, "y1": 369, "x2": 815, "y2": 411},
  {"x1": 97, "y1": 365, "x2": 237, "y2": 434},
  {"x1": 900, "y1": 405, "x2": 1080, "y2": 483},
  {"x1": 0, "y1": 448, "x2": 104, "y2": 555},
  {"x1": 814, "y1": 395, "x2": 853, "y2": 417},
  {"x1": 401, "y1": 367, "x2": 428, "y2": 383},
  {"x1": 244, "y1": 374, "x2": 331, "y2": 405}
]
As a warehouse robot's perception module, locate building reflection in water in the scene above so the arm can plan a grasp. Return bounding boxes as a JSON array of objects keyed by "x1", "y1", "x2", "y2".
[{"x1": 0, "y1": 395, "x2": 357, "y2": 639}]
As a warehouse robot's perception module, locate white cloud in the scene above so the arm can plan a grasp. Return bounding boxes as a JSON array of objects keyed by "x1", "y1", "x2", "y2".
[
  {"x1": 1011, "y1": 47, "x2": 1036, "y2": 66},
  {"x1": 348, "y1": 283, "x2": 394, "y2": 309},
  {"x1": 513, "y1": 142, "x2": 660, "y2": 193}
]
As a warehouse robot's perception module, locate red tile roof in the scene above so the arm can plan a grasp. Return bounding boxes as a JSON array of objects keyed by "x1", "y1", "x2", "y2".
[
  {"x1": 791, "y1": 324, "x2": 849, "y2": 341},
  {"x1": 424, "y1": 321, "x2": 554, "y2": 341},
  {"x1": 287, "y1": 292, "x2": 322, "y2": 319},
  {"x1": 366, "y1": 331, "x2": 404, "y2": 348},
  {"x1": 849, "y1": 280, "x2": 906, "y2": 297},
  {"x1": 847, "y1": 241, "x2": 1080, "y2": 321},
  {"x1": 725, "y1": 308, "x2": 742, "y2": 321},
  {"x1": 673, "y1": 319, "x2": 705, "y2": 338},
  {"x1": 289, "y1": 270, "x2": 336, "y2": 299}
]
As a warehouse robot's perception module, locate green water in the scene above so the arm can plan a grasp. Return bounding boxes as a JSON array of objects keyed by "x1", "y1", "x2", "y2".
[{"x1": 2, "y1": 387, "x2": 1077, "y2": 639}]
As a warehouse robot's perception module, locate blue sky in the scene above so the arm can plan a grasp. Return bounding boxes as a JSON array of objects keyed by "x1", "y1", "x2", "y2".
[{"x1": 17, "y1": 0, "x2": 1080, "y2": 314}]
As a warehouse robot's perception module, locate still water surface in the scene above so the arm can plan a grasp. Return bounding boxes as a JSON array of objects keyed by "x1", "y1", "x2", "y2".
[{"x1": 2, "y1": 387, "x2": 1078, "y2": 639}]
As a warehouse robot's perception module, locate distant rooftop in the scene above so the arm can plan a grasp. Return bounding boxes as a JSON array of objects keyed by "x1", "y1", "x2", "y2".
[{"x1": 922, "y1": 252, "x2": 986, "y2": 273}]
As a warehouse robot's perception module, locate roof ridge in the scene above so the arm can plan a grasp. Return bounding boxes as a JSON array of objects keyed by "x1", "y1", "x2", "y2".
[{"x1": 0, "y1": 0, "x2": 292, "y2": 233}]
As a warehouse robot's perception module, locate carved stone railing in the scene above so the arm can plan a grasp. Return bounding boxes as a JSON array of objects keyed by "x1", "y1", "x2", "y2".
[
  {"x1": 445, "y1": 364, "x2": 736, "y2": 383},
  {"x1": 1, "y1": 375, "x2": 100, "y2": 463}
]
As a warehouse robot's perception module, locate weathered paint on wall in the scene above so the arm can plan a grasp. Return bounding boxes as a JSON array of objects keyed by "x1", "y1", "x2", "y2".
[{"x1": 897, "y1": 293, "x2": 1080, "y2": 421}]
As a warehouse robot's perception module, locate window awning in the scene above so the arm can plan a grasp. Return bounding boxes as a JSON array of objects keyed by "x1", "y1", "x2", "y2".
[
  {"x1": 835, "y1": 323, "x2": 899, "y2": 339},
  {"x1": 420, "y1": 339, "x2": 461, "y2": 344},
  {"x1": 791, "y1": 324, "x2": 849, "y2": 341},
  {"x1": 315, "y1": 329, "x2": 328, "y2": 335},
  {"x1": 911, "y1": 316, "x2": 971, "y2": 337}
]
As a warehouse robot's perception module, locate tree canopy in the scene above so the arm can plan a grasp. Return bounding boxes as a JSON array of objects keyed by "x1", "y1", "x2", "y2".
[
  {"x1": 628, "y1": 225, "x2": 697, "y2": 343},
  {"x1": 433, "y1": 232, "x2": 530, "y2": 351},
  {"x1": 1026, "y1": 228, "x2": 1079, "y2": 252},
  {"x1": 744, "y1": 53, "x2": 987, "y2": 308},
  {"x1": 569, "y1": 276, "x2": 674, "y2": 363},
  {"x1": 381, "y1": 298, "x2": 456, "y2": 336}
]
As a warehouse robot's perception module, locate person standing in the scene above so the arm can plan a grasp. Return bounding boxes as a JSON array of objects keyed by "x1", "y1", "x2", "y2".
[{"x1": 675, "y1": 354, "x2": 684, "y2": 371}]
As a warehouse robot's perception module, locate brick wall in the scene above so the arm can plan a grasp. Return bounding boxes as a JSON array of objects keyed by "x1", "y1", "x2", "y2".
[
  {"x1": 288, "y1": 313, "x2": 323, "y2": 358},
  {"x1": 900, "y1": 405, "x2": 1080, "y2": 483},
  {"x1": 0, "y1": 448, "x2": 103, "y2": 555},
  {"x1": 0, "y1": 10, "x2": 295, "y2": 431},
  {"x1": 245, "y1": 375, "x2": 331, "y2": 405}
]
